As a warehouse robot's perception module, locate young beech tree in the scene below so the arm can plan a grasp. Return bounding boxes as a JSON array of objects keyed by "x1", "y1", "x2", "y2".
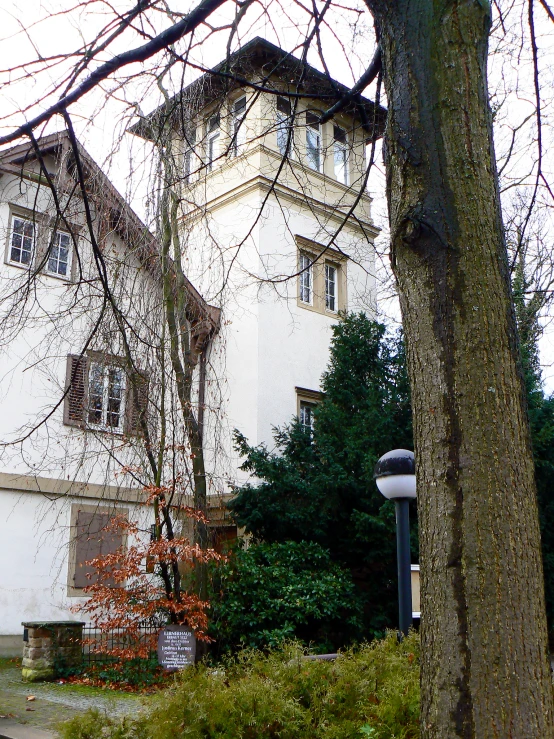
[{"x1": 230, "y1": 313, "x2": 413, "y2": 638}]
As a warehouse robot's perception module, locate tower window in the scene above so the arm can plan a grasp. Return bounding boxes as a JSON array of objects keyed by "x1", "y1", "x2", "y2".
[{"x1": 306, "y1": 112, "x2": 322, "y2": 172}]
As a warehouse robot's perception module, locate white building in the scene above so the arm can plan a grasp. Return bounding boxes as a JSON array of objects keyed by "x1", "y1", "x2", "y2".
[{"x1": 0, "y1": 38, "x2": 381, "y2": 655}]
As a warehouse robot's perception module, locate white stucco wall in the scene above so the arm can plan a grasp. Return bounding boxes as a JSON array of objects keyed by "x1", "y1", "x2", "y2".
[{"x1": 0, "y1": 488, "x2": 143, "y2": 637}]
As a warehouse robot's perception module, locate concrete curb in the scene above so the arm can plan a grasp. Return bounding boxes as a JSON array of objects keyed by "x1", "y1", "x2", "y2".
[{"x1": 0, "y1": 719, "x2": 54, "y2": 739}]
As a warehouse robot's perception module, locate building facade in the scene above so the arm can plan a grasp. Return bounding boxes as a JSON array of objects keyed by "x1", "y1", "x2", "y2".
[{"x1": 0, "y1": 38, "x2": 381, "y2": 653}]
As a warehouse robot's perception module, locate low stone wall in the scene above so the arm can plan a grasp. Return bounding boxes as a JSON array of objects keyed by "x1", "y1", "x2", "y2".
[{"x1": 22, "y1": 621, "x2": 85, "y2": 682}]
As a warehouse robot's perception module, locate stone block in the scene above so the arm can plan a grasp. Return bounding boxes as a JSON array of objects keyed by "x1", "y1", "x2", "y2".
[
  {"x1": 28, "y1": 637, "x2": 42, "y2": 648},
  {"x1": 29, "y1": 628, "x2": 51, "y2": 639},
  {"x1": 22, "y1": 666, "x2": 55, "y2": 682},
  {"x1": 28, "y1": 648, "x2": 44, "y2": 660}
]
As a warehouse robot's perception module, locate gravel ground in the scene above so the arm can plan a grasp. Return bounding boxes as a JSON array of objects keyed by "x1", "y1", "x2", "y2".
[{"x1": 0, "y1": 665, "x2": 145, "y2": 734}]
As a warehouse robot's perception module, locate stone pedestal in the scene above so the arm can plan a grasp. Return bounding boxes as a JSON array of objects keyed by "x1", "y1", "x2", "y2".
[{"x1": 21, "y1": 621, "x2": 85, "y2": 682}]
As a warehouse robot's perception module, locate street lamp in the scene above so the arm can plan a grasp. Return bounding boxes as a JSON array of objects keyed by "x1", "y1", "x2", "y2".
[{"x1": 374, "y1": 449, "x2": 416, "y2": 637}]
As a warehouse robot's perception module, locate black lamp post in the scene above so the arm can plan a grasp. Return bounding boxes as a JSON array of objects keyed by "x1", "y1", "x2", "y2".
[{"x1": 374, "y1": 449, "x2": 416, "y2": 637}]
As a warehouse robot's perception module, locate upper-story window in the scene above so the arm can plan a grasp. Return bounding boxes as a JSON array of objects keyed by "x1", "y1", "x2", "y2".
[
  {"x1": 64, "y1": 353, "x2": 148, "y2": 435},
  {"x1": 206, "y1": 114, "x2": 220, "y2": 171},
  {"x1": 296, "y1": 238, "x2": 347, "y2": 316},
  {"x1": 7, "y1": 211, "x2": 74, "y2": 280},
  {"x1": 299, "y1": 401, "x2": 315, "y2": 432},
  {"x1": 276, "y1": 96, "x2": 292, "y2": 156},
  {"x1": 296, "y1": 387, "x2": 323, "y2": 435},
  {"x1": 183, "y1": 125, "x2": 197, "y2": 184},
  {"x1": 299, "y1": 252, "x2": 313, "y2": 304},
  {"x1": 325, "y1": 263, "x2": 337, "y2": 312},
  {"x1": 306, "y1": 112, "x2": 322, "y2": 172},
  {"x1": 333, "y1": 125, "x2": 348, "y2": 185},
  {"x1": 47, "y1": 230, "x2": 72, "y2": 278},
  {"x1": 87, "y1": 360, "x2": 127, "y2": 433},
  {"x1": 9, "y1": 216, "x2": 35, "y2": 267},
  {"x1": 231, "y1": 97, "x2": 247, "y2": 156}
]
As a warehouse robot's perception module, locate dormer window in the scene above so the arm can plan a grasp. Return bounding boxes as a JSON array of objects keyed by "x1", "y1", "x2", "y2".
[
  {"x1": 207, "y1": 114, "x2": 220, "y2": 171},
  {"x1": 276, "y1": 96, "x2": 292, "y2": 156},
  {"x1": 333, "y1": 125, "x2": 348, "y2": 185},
  {"x1": 231, "y1": 97, "x2": 247, "y2": 156},
  {"x1": 306, "y1": 112, "x2": 322, "y2": 172}
]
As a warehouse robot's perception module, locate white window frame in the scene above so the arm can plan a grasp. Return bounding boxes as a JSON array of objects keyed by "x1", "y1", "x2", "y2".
[
  {"x1": 231, "y1": 96, "x2": 247, "y2": 157},
  {"x1": 299, "y1": 252, "x2": 313, "y2": 305},
  {"x1": 46, "y1": 229, "x2": 72, "y2": 279},
  {"x1": 325, "y1": 263, "x2": 337, "y2": 313},
  {"x1": 87, "y1": 360, "x2": 127, "y2": 434},
  {"x1": 183, "y1": 125, "x2": 197, "y2": 184},
  {"x1": 299, "y1": 401, "x2": 316, "y2": 432},
  {"x1": 8, "y1": 215, "x2": 35, "y2": 268},
  {"x1": 333, "y1": 126, "x2": 349, "y2": 185},
  {"x1": 306, "y1": 113, "x2": 322, "y2": 172},
  {"x1": 206, "y1": 114, "x2": 220, "y2": 171},
  {"x1": 276, "y1": 96, "x2": 293, "y2": 157}
]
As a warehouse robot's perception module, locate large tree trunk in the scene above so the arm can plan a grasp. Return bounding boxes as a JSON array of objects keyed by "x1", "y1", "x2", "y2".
[{"x1": 366, "y1": 0, "x2": 554, "y2": 736}]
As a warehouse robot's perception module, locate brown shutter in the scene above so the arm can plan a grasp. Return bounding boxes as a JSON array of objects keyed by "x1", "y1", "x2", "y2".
[
  {"x1": 63, "y1": 354, "x2": 88, "y2": 427},
  {"x1": 126, "y1": 371, "x2": 149, "y2": 437},
  {"x1": 73, "y1": 510, "x2": 123, "y2": 589}
]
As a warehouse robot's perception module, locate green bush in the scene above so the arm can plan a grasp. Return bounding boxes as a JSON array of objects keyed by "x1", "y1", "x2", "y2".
[
  {"x1": 229, "y1": 314, "x2": 415, "y2": 639},
  {"x1": 209, "y1": 540, "x2": 364, "y2": 653},
  {"x1": 59, "y1": 632, "x2": 420, "y2": 739}
]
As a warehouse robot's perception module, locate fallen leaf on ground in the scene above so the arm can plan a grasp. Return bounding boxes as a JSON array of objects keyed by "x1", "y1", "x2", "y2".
[
  {"x1": 25, "y1": 708, "x2": 35, "y2": 712},
  {"x1": 26, "y1": 696, "x2": 36, "y2": 701}
]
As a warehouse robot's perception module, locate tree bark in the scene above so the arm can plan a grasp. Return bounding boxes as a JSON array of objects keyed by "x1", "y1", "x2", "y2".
[{"x1": 365, "y1": 0, "x2": 554, "y2": 736}]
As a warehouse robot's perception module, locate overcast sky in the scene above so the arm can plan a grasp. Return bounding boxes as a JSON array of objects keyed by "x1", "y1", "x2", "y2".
[{"x1": 0, "y1": 0, "x2": 552, "y2": 386}]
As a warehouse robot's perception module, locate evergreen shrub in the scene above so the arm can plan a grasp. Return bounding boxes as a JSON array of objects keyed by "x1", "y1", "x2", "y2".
[
  {"x1": 209, "y1": 540, "x2": 364, "y2": 654},
  {"x1": 59, "y1": 632, "x2": 420, "y2": 739}
]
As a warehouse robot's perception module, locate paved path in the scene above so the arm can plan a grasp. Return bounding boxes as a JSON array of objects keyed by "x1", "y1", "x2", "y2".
[{"x1": 0, "y1": 666, "x2": 144, "y2": 735}]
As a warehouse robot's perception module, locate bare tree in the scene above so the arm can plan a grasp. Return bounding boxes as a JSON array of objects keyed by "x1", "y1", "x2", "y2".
[{"x1": 0, "y1": 0, "x2": 553, "y2": 734}]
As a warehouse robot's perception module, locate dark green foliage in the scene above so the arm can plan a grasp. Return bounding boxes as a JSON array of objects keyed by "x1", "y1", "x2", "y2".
[
  {"x1": 228, "y1": 314, "x2": 414, "y2": 640},
  {"x1": 513, "y1": 261, "x2": 554, "y2": 640},
  {"x1": 209, "y1": 541, "x2": 364, "y2": 654},
  {"x1": 59, "y1": 633, "x2": 420, "y2": 739}
]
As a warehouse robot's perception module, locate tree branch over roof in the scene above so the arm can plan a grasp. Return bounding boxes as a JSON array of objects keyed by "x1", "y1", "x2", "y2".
[
  {"x1": 0, "y1": 0, "x2": 228, "y2": 147},
  {"x1": 318, "y1": 45, "x2": 381, "y2": 125}
]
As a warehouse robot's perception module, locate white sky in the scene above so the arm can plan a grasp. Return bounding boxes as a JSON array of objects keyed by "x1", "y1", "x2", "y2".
[{"x1": 0, "y1": 0, "x2": 553, "y2": 386}]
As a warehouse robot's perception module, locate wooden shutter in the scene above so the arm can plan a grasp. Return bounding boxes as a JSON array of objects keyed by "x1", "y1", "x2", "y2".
[
  {"x1": 125, "y1": 371, "x2": 149, "y2": 437},
  {"x1": 63, "y1": 354, "x2": 88, "y2": 427},
  {"x1": 73, "y1": 510, "x2": 122, "y2": 589}
]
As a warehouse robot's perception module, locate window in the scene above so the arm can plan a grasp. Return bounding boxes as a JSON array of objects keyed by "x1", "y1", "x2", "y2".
[
  {"x1": 183, "y1": 126, "x2": 197, "y2": 184},
  {"x1": 9, "y1": 216, "x2": 35, "y2": 266},
  {"x1": 47, "y1": 230, "x2": 72, "y2": 277},
  {"x1": 306, "y1": 112, "x2": 322, "y2": 172},
  {"x1": 333, "y1": 125, "x2": 348, "y2": 185},
  {"x1": 231, "y1": 97, "x2": 247, "y2": 156},
  {"x1": 210, "y1": 525, "x2": 238, "y2": 554},
  {"x1": 299, "y1": 252, "x2": 313, "y2": 304},
  {"x1": 325, "y1": 263, "x2": 337, "y2": 312},
  {"x1": 277, "y1": 96, "x2": 292, "y2": 156},
  {"x1": 296, "y1": 238, "x2": 347, "y2": 315},
  {"x1": 87, "y1": 361, "x2": 126, "y2": 432},
  {"x1": 299, "y1": 401, "x2": 315, "y2": 432},
  {"x1": 63, "y1": 354, "x2": 148, "y2": 435},
  {"x1": 296, "y1": 387, "x2": 323, "y2": 434},
  {"x1": 207, "y1": 114, "x2": 220, "y2": 171},
  {"x1": 69, "y1": 505, "x2": 127, "y2": 593}
]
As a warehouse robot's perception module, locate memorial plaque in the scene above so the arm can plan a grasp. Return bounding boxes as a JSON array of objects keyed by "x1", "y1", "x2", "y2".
[{"x1": 157, "y1": 626, "x2": 196, "y2": 670}]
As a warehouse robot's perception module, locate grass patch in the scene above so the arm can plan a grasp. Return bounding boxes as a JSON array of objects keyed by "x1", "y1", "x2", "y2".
[
  {"x1": 0, "y1": 657, "x2": 21, "y2": 671},
  {"x1": 59, "y1": 632, "x2": 419, "y2": 739}
]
